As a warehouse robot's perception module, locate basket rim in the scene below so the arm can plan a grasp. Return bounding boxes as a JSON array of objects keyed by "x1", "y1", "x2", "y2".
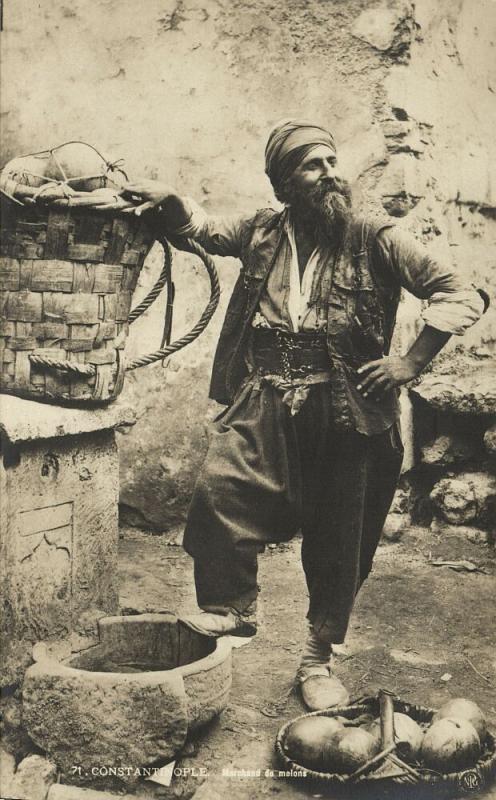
[
  {"x1": 0, "y1": 190, "x2": 135, "y2": 218},
  {"x1": 275, "y1": 695, "x2": 496, "y2": 789}
]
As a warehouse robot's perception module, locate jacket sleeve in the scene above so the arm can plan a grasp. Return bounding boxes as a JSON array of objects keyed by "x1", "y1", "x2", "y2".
[
  {"x1": 166, "y1": 198, "x2": 255, "y2": 259},
  {"x1": 375, "y1": 227, "x2": 488, "y2": 335}
]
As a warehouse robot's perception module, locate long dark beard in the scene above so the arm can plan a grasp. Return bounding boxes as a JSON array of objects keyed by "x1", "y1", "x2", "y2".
[{"x1": 284, "y1": 178, "x2": 353, "y2": 245}]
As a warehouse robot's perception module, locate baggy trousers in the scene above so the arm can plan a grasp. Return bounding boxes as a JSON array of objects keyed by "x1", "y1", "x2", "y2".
[{"x1": 183, "y1": 378, "x2": 403, "y2": 644}]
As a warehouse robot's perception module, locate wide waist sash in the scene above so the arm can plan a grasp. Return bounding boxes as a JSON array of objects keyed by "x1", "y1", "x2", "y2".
[{"x1": 250, "y1": 327, "x2": 330, "y2": 382}]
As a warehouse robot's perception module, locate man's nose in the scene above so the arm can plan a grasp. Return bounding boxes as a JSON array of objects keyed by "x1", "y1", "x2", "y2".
[{"x1": 320, "y1": 162, "x2": 338, "y2": 181}]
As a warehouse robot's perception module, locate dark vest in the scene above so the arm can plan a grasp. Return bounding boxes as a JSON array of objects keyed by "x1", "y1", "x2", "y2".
[{"x1": 209, "y1": 210, "x2": 401, "y2": 431}]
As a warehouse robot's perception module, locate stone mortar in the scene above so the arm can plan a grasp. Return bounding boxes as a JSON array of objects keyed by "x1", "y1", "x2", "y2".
[{"x1": 21, "y1": 613, "x2": 232, "y2": 787}]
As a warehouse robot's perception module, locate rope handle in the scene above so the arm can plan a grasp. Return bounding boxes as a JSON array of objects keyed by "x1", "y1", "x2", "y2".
[
  {"x1": 28, "y1": 355, "x2": 96, "y2": 376},
  {"x1": 28, "y1": 236, "x2": 220, "y2": 379},
  {"x1": 126, "y1": 237, "x2": 220, "y2": 371}
]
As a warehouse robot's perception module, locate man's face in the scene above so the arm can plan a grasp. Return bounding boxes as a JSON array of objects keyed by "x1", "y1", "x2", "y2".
[
  {"x1": 290, "y1": 144, "x2": 343, "y2": 195},
  {"x1": 281, "y1": 144, "x2": 352, "y2": 239}
]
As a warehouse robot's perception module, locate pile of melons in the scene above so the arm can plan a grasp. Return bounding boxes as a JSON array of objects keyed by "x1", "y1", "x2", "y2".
[
  {"x1": 0, "y1": 142, "x2": 126, "y2": 204},
  {"x1": 282, "y1": 697, "x2": 487, "y2": 775}
]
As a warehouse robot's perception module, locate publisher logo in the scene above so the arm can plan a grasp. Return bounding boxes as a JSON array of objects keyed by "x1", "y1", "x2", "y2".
[{"x1": 458, "y1": 770, "x2": 483, "y2": 793}]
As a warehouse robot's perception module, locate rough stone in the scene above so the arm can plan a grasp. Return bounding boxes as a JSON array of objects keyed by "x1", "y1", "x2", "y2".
[
  {"x1": 383, "y1": 119, "x2": 413, "y2": 140},
  {"x1": 0, "y1": 395, "x2": 135, "y2": 444},
  {"x1": 22, "y1": 659, "x2": 188, "y2": 787},
  {"x1": 383, "y1": 120, "x2": 426, "y2": 155},
  {"x1": 0, "y1": 746, "x2": 16, "y2": 775},
  {"x1": 352, "y1": 2, "x2": 414, "y2": 57},
  {"x1": 430, "y1": 472, "x2": 496, "y2": 525},
  {"x1": 451, "y1": 144, "x2": 492, "y2": 207},
  {"x1": 420, "y1": 433, "x2": 479, "y2": 466},
  {"x1": 430, "y1": 518, "x2": 492, "y2": 544},
  {"x1": 0, "y1": 748, "x2": 16, "y2": 799},
  {"x1": 466, "y1": 528, "x2": 493, "y2": 545},
  {"x1": 0, "y1": 693, "x2": 36, "y2": 761},
  {"x1": 430, "y1": 478, "x2": 476, "y2": 524},
  {"x1": 118, "y1": 358, "x2": 213, "y2": 531},
  {"x1": 484, "y1": 423, "x2": 496, "y2": 457},
  {"x1": 389, "y1": 487, "x2": 410, "y2": 514},
  {"x1": 379, "y1": 154, "x2": 424, "y2": 216},
  {"x1": 382, "y1": 0, "x2": 496, "y2": 358},
  {"x1": 411, "y1": 371, "x2": 496, "y2": 415},
  {"x1": 339, "y1": 124, "x2": 389, "y2": 183},
  {"x1": 1, "y1": 420, "x2": 121, "y2": 685},
  {"x1": 382, "y1": 512, "x2": 409, "y2": 542},
  {"x1": 74, "y1": 609, "x2": 109, "y2": 638},
  {"x1": 22, "y1": 615, "x2": 231, "y2": 787},
  {"x1": 8, "y1": 754, "x2": 57, "y2": 800}
]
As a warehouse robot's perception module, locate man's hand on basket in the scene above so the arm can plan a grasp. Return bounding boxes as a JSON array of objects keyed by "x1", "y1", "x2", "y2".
[
  {"x1": 119, "y1": 181, "x2": 192, "y2": 228},
  {"x1": 94, "y1": 179, "x2": 192, "y2": 228},
  {"x1": 84, "y1": 192, "x2": 136, "y2": 212},
  {"x1": 119, "y1": 181, "x2": 177, "y2": 216},
  {"x1": 87, "y1": 181, "x2": 173, "y2": 214}
]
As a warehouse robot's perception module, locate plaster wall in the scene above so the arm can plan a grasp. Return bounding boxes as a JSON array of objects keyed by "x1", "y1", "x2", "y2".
[{"x1": 1, "y1": 0, "x2": 495, "y2": 529}]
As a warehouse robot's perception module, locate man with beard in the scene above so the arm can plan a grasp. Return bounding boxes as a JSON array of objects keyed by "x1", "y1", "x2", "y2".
[{"x1": 117, "y1": 120, "x2": 486, "y2": 710}]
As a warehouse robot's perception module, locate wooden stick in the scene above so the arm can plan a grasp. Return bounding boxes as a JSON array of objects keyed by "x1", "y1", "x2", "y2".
[
  {"x1": 349, "y1": 744, "x2": 396, "y2": 780},
  {"x1": 388, "y1": 752, "x2": 421, "y2": 779},
  {"x1": 367, "y1": 766, "x2": 413, "y2": 781},
  {"x1": 379, "y1": 690, "x2": 396, "y2": 750}
]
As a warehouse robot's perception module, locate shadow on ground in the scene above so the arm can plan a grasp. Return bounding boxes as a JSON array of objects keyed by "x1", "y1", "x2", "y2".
[{"x1": 118, "y1": 525, "x2": 496, "y2": 800}]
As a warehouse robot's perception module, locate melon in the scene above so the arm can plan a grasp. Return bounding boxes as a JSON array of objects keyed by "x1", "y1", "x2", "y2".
[
  {"x1": 364, "y1": 718, "x2": 382, "y2": 751},
  {"x1": 393, "y1": 712, "x2": 424, "y2": 762},
  {"x1": 1, "y1": 144, "x2": 125, "y2": 199},
  {"x1": 322, "y1": 727, "x2": 380, "y2": 774},
  {"x1": 432, "y1": 698, "x2": 487, "y2": 742},
  {"x1": 283, "y1": 716, "x2": 344, "y2": 770},
  {"x1": 421, "y1": 717, "x2": 481, "y2": 772},
  {"x1": 45, "y1": 142, "x2": 110, "y2": 191},
  {"x1": 0, "y1": 154, "x2": 49, "y2": 189}
]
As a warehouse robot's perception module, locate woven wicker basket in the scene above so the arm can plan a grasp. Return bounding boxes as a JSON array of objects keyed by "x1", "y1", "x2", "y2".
[
  {"x1": 276, "y1": 696, "x2": 496, "y2": 796},
  {"x1": 0, "y1": 196, "x2": 156, "y2": 404}
]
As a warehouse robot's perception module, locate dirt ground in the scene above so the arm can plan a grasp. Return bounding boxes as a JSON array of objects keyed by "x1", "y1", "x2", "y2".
[{"x1": 118, "y1": 524, "x2": 496, "y2": 800}]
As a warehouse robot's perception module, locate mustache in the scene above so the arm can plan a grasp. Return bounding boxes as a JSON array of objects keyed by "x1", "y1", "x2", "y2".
[{"x1": 310, "y1": 177, "x2": 352, "y2": 201}]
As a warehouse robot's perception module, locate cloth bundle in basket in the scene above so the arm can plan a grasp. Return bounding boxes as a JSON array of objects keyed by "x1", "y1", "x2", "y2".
[{"x1": 0, "y1": 143, "x2": 156, "y2": 404}]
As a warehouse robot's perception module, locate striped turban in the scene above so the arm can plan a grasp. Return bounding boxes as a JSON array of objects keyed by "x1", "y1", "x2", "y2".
[{"x1": 265, "y1": 119, "x2": 336, "y2": 196}]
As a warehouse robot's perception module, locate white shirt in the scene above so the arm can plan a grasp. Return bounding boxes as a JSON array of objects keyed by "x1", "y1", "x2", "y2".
[{"x1": 286, "y1": 217, "x2": 323, "y2": 331}]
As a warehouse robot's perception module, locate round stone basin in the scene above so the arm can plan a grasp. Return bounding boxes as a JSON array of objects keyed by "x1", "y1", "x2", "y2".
[{"x1": 22, "y1": 614, "x2": 232, "y2": 785}]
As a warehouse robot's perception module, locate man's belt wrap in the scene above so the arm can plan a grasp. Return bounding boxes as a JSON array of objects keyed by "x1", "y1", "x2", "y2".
[{"x1": 250, "y1": 327, "x2": 330, "y2": 382}]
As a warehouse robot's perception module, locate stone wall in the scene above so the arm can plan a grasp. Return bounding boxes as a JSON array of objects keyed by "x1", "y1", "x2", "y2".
[{"x1": 1, "y1": 0, "x2": 495, "y2": 530}]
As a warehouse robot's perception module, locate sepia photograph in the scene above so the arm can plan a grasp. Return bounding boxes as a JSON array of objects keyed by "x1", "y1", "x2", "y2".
[{"x1": 0, "y1": 1, "x2": 495, "y2": 799}]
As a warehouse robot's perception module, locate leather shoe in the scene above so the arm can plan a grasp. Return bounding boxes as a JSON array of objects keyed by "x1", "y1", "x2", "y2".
[
  {"x1": 298, "y1": 665, "x2": 350, "y2": 711},
  {"x1": 178, "y1": 610, "x2": 257, "y2": 638}
]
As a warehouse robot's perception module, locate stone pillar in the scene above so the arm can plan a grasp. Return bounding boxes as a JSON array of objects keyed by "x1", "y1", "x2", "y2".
[{"x1": 0, "y1": 395, "x2": 135, "y2": 685}]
